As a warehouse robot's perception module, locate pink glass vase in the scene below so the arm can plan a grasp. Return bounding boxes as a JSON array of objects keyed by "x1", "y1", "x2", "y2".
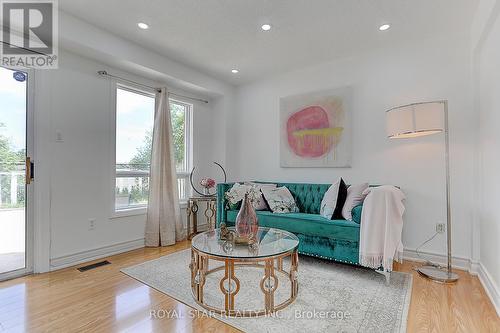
[{"x1": 235, "y1": 194, "x2": 259, "y2": 239}]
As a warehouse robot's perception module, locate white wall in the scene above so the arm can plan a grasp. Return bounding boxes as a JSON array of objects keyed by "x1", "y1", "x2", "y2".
[
  {"x1": 230, "y1": 35, "x2": 475, "y2": 260},
  {"x1": 25, "y1": 11, "x2": 236, "y2": 272},
  {"x1": 476, "y1": 1, "x2": 500, "y2": 313},
  {"x1": 33, "y1": 50, "x2": 227, "y2": 268}
]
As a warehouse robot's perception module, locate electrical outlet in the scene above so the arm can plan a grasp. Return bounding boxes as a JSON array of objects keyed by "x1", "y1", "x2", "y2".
[
  {"x1": 55, "y1": 130, "x2": 64, "y2": 142},
  {"x1": 88, "y1": 218, "x2": 96, "y2": 230},
  {"x1": 436, "y1": 222, "x2": 445, "y2": 234}
]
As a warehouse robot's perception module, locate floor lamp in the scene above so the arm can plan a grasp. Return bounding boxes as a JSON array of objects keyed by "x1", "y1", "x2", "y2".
[{"x1": 386, "y1": 100, "x2": 459, "y2": 283}]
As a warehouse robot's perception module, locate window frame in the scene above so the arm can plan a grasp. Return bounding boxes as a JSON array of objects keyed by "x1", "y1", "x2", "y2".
[
  {"x1": 169, "y1": 98, "x2": 193, "y2": 203},
  {"x1": 110, "y1": 83, "x2": 193, "y2": 218}
]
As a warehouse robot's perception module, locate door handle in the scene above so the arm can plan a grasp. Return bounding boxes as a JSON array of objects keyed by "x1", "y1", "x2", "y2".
[{"x1": 26, "y1": 157, "x2": 34, "y2": 184}]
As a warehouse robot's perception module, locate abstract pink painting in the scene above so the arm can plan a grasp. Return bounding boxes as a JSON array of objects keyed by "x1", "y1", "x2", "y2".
[{"x1": 280, "y1": 88, "x2": 351, "y2": 167}]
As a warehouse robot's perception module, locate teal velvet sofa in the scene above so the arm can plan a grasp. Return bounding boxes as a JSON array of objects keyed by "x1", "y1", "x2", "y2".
[{"x1": 216, "y1": 182, "x2": 364, "y2": 266}]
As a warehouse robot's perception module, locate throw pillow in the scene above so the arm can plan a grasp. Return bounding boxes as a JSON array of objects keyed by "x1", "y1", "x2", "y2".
[
  {"x1": 342, "y1": 183, "x2": 369, "y2": 221},
  {"x1": 261, "y1": 186, "x2": 299, "y2": 213},
  {"x1": 245, "y1": 182, "x2": 277, "y2": 210},
  {"x1": 362, "y1": 187, "x2": 372, "y2": 196},
  {"x1": 320, "y1": 177, "x2": 347, "y2": 219},
  {"x1": 333, "y1": 178, "x2": 348, "y2": 219}
]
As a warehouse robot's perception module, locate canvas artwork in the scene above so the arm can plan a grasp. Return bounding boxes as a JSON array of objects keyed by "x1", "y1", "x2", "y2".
[{"x1": 280, "y1": 87, "x2": 352, "y2": 167}]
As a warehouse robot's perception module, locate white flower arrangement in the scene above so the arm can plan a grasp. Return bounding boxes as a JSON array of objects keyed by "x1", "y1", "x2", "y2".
[
  {"x1": 225, "y1": 183, "x2": 261, "y2": 207},
  {"x1": 246, "y1": 185, "x2": 261, "y2": 204}
]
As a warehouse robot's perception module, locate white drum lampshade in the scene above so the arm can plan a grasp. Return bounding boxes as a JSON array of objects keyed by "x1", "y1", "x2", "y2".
[{"x1": 386, "y1": 101, "x2": 445, "y2": 139}]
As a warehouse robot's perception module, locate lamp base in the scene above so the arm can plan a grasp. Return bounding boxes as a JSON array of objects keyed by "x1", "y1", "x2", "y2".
[{"x1": 417, "y1": 265, "x2": 459, "y2": 283}]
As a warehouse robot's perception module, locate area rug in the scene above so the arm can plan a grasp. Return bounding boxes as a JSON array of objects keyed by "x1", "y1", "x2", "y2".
[{"x1": 121, "y1": 249, "x2": 412, "y2": 333}]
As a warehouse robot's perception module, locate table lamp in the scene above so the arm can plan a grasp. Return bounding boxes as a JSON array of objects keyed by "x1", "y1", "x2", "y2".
[{"x1": 386, "y1": 100, "x2": 459, "y2": 283}]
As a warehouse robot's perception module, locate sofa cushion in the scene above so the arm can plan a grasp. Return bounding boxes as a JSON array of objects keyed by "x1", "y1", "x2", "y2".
[
  {"x1": 351, "y1": 204, "x2": 363, "y2": 224},
  {"x1": 226, "y1": 210, "x2": 360, "y2": 242}
]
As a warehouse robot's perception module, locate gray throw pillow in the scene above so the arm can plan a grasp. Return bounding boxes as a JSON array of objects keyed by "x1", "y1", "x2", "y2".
[
  {"x1": 342, "y1": 183, "x2": 369, "y2": 221},
  {"x1": 261, "y1": 186, "x2": 299, "y2": 213}
]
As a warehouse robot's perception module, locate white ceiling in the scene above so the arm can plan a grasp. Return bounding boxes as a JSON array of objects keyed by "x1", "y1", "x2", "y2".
[{"x1": 59, "y1": 0, "x2": 477, "y2": 85}]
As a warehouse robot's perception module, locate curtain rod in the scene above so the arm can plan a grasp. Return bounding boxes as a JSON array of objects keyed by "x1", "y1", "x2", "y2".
[{"x1": 97, "y1": 70, "x2": 209, "y2": 104}]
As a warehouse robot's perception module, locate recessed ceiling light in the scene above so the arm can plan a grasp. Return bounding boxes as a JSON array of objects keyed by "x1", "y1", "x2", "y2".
[
  {"x1": 231, "y1": 69, "x2": 239, "y2": 74},
  {"x1": 138, "y1": 22, "x2": 149, "y2": 30},
  {"x1": 261, "y1": 24, "x2": 272, "y2": 31},
  {"x1": 379, "y1": 24, "x2": 390, "y2": 31}
]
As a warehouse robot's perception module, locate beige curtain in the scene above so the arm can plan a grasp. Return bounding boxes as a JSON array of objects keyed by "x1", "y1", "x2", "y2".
[{"x1": 145, "y1": 87, "x2": 184, "y2": 246}]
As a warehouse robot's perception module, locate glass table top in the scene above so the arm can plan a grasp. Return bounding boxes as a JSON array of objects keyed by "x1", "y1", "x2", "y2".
[{"x1": 191, "y1": 227, "x2": 299, "y2": 259}]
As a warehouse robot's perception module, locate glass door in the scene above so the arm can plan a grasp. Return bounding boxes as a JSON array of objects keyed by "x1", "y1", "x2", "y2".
[{"x1": 0, "y1": 66, "x2": 33, "y2": 280}]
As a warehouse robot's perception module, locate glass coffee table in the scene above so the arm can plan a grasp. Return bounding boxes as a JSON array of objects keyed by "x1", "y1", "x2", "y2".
[{"x1": 190, "y1": 227, "x2": 299, "y2": 317}]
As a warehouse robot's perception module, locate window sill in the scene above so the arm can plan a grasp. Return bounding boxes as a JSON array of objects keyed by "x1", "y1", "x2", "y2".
[
  {"x1": 111, "y1": 201, "x2": 188, "y2": 219},
  {"x1": 111, "y1": 207, "x2": 147, "y2": 219}
]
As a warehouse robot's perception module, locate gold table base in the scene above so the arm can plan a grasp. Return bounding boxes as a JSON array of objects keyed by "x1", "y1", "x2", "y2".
[
  {"x1": 190, "y1": 247, "x2": 299, "y2": 317},
  {"x1": 186, "y1": 197, "x2": 216, "y2": 240}
]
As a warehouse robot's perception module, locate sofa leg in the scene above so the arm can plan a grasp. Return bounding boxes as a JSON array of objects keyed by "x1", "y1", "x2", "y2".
[{"x1": 376, "y1": 270, "x2": 391, "y2": 285}]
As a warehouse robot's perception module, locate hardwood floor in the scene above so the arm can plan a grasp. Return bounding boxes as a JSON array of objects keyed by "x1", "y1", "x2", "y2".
[{"x1": 0, "y1": 241, "x2": 498, "y2": 333}]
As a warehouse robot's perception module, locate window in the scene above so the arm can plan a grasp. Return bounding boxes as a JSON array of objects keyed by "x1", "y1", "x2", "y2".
[
  {"x1": 169, "y1": 100, "x2": 192, "y2": 200},
  {"x1": 114, "y1": 86, "x2": 192, "y2": 212}
]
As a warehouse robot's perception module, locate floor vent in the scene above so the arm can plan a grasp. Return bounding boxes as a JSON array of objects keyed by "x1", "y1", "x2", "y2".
[{"x1": 77, "y1": 260, "x2": 111, "y2": 272}]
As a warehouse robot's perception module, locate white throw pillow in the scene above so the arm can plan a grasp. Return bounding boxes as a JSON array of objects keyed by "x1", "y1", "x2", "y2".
[
  {"x1": 342, "y1": 183, "x2": 369, "y2": 221},
  {"x1": 320, "y1": 178, "x2": 343, "y2": 219},
  {"x1": 245, "y1": 182, "x2": 277, "y2": 210},
  {"x1": 261, "y1": 186, "x2": 299, "y2": 214}
]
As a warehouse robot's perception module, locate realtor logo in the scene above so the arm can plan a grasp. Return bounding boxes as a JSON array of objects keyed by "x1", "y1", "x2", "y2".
[{"x1": 1, "y1": 0, "x2": 58, "y2": 69}]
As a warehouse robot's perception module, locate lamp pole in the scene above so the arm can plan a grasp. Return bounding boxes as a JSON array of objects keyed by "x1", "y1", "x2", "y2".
[
  {"x1": 444, "y1": 102, "x2": 453, "y2": 274},
  {"x1": 417, "y1": 100, "x2": 459, "y2": 283}
]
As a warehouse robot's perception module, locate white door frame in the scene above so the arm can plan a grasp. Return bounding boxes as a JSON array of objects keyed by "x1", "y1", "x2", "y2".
[
  {"x1": 0, "y1": 67, "x2": 35, "y2": 281},
  {"x1": 32, "y1": 70, "x2": 51, "y2": 274}
]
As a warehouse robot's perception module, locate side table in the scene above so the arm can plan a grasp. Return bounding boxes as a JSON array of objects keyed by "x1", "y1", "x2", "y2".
[{"x1": 186, "y1": 196, "x2": 216, "y2": 240}]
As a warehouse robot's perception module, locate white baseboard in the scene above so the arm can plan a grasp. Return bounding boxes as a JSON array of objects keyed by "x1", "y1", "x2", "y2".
[
  {"x1": 476, "y1": 262, "x2": 500, "y2": 317},
  {"x1": 50, "y1": 238, "x2": 145, "y2": 271},
  {"x1": 404, "y1": 248, "x2": 500, "y2": 317},
  {"x1": 403, "y1": 248, "x2": 474, "y2": 272},
  {"x1": 48, "y1": 223, "x2": 210, "y2": 272}
]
